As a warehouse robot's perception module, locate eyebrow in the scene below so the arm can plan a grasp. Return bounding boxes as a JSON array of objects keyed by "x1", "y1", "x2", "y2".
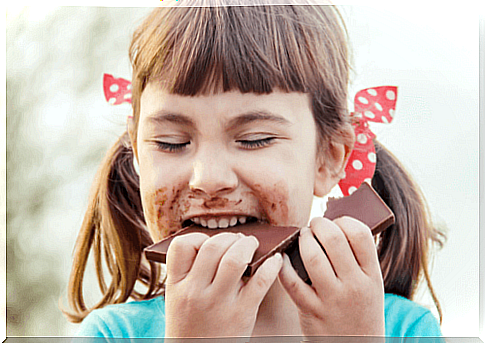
[
  {"x1": 146, "y1": 111, "x2": 196, "y2": 128},
  {"x1": 226, "y1": 111, "x2": 292, "y2": 130},
  {"x1": 146, "y1": 110, "x2": 292, "y2": 130}
]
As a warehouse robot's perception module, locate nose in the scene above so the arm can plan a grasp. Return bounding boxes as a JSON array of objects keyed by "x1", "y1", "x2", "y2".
[{"x1": 189, "y1": 150, "x2": 238, "y2": 197}]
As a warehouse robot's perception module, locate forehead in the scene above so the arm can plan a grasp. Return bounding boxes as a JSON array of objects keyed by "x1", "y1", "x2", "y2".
[{"x1": 139, "y1": 82, "x2": 313, "y2": 125}]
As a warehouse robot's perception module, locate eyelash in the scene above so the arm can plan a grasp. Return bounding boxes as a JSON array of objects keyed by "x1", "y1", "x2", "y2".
[
  {"x1": 154, "y1": 137, "x2": 276, "y2": 152},
  {"x1": 155, "y1": 141, "x2": 190, "y2": 152},
  {"x1": 237, "y1": 137, "x2": 276, "y2": 149}
]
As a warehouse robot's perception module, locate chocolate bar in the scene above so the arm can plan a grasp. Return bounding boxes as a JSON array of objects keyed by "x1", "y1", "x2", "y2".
[
  {"x1": 144, "y1": 182, "x2": 394, "y2": 282},
  {"x1": 144, "y1": 222, "x2": 300, "y2": 277},
  {"x1": 288, "y1": 182, "x2": 394, "y2": 284},
  {"x1": 323, "y1": 182, "x2": 394, "y2": 236}
]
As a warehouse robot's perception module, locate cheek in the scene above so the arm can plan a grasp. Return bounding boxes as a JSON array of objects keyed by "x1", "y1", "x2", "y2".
[
  {"x1": 138, "y1": 149, "x2": 192, "y2": 241},
  {"x1": 249, "y1": 182, "x2": 295, "y2": 226},
  {"x1": 142, "y1": 186, "x2": 190, "y2": 242},
  {"x1": 246, "y1": 166, "x2": 315, "y2": 227}
]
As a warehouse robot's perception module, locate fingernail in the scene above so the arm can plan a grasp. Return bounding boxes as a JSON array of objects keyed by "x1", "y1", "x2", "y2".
[
  {"x1": 271, "y1": 253, "x2": 283, "y2": 268},
  {"x1": 300, "y1": 226, "x2": 310, "y2": 236},
  {"x1": 250, "y1": 235, "x2": 259, "y2": 247}
]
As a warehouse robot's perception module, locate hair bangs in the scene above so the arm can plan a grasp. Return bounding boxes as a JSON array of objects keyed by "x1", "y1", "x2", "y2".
[{"x1": 131, "y1": 6, "x2": 343, "y2": 99}]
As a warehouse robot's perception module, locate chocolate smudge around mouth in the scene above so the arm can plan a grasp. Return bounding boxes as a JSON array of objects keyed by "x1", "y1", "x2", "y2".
[
  {"x1": 145, "y1": 186, "x2": 191, "y2": 240},
  {"x1": 202, "y1": 197, "x2": 229, "y2": 209},
  {"x1": 248, "y1": 182, "x2": 290, "y2": 226}
]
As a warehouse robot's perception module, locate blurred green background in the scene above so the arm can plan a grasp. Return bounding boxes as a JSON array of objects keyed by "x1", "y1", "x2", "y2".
[{"x1": 6, "y1": 7, "x2": 152, "y2": 335}]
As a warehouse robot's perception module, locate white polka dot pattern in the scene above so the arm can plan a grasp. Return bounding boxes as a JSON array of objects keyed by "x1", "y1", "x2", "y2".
[
  {"x1": 110, "y1": 84, "x2": 119, "y2": 93},
  {"x1": 364, "y1": 111, "x2": 375, "y2": 119},
  {"x1": 357, "y1": 133, "x2": 367, "y2": 144},
  {"x1": 352, "y1": 159, "x2": 363, "y2": 170},
  {"x1": 368, "y1": 152, "x2": 376, "y2": 163}
]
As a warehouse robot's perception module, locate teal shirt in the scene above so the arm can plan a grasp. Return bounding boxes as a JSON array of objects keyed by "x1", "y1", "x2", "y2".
[{"x1": 77, "y1": 293, "x2": 443, "y2": 339}]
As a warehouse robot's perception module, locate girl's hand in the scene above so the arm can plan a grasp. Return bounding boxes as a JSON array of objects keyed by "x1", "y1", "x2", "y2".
[
  {"x1": 278, "y1": 216, "x2": 385, "y2": 337},
  {"x1": 164, "y1": 232, "x2": 283, "y2": 338}
]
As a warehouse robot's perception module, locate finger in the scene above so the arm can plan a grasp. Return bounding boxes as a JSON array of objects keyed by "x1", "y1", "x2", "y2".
[
  {"x1": 166, "y1": 232, "x2": 210, "y2": 284},
  {"x1": 239, "y1": 252, "x2": 283, "y2": 308},
  {"x1": 212, "y1": 235, "x2": 259, "y2": 292},
  {"x1": 278, "y1": 253, "x2": 321, "y2": 313},
  {"x1": 310, "y1": 217, "x2": 360, "y2": 280},
  {"x1": 334, "y1": 216, "x2": 381, "y2": 277},
  {"x1": 298, "y1": 224, "x2": 337, "y2": 292},
  {"x1": 188, "y1": 232, "x2": 242, "y2": 286}
]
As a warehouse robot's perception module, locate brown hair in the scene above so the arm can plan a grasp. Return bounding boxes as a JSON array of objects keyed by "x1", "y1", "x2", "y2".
[
  {"x1": 372, "y1": 140, "x2": 446, "y2": 323},
  {"x1": 63, "y1": 4, "x2": 446, "y2": 324}
]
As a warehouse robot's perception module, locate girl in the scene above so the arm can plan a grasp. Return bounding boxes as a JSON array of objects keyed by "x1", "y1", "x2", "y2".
[{"x1": 64, "y1": 2, "x2": 446, "y2": 339}]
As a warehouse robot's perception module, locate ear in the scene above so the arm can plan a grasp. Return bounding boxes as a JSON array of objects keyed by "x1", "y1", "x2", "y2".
[
  {"x1": 313, "y1": 142, "x2": 352, "y2": 197},
  {"x1": 127, "y1": 116, "x2": 139, "y2": 162}
]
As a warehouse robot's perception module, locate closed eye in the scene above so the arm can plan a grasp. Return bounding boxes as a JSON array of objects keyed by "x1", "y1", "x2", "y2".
[
  {"x1": 237, "y1": 137, "x2": 276, "y2": 150},
  {"x1": 155, "y1": 141, "x2": 191, "y2": 153}
]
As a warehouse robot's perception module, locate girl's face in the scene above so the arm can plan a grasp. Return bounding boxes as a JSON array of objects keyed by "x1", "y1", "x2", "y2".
[{"x1": 134, "y1": 83, "x2": 343, "y2": 242}]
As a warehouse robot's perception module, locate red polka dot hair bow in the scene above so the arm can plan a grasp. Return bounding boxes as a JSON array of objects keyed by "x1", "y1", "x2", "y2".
[
  {"x1": 103, "y1": 74, "x2": 132, "y2": 105},
  {"x1": 338, "y1": 86, "x2": 398, "y2": 197}
]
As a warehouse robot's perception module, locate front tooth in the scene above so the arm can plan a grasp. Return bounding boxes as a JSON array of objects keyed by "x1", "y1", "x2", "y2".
[
  {"x1": 238, "y1": 216, "x2": 247, "y2": 224},
  {"x1": 200, "y1": 218, "x2": 208, "y2": 227},
  {"x1": 218, "y1": 218, "x2": 229, "y2": 228},
  {"x1": 208, "y1": 219, "x2": 218, "y2": 229},
  {"x1": 192, "y1": 217, "x2": 200, "y2": 224},
  {"x1": 229, "y1": 217, "x2": 238, "y2": 227}
]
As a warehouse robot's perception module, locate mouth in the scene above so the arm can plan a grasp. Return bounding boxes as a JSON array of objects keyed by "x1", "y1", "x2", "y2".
[{"x1": 182, "y1": 215, "x2": 261, "y2": 229}]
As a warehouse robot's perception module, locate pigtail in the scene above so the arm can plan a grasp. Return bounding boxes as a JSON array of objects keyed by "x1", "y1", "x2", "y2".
[
  {"x1": 371, "y1": 140, "x2": 446, "y2": 324},
  {"x1": 62, "y1": 132, "x2": 164, "y2": 323}
]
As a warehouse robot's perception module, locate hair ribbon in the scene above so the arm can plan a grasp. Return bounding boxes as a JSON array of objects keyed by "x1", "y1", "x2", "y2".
[
  {"x1": 103, "y1": 74, "x2": 132, "y2": 105},
  {"x1": 338, "y1": 86, "x2": 398, "y2": 196}
]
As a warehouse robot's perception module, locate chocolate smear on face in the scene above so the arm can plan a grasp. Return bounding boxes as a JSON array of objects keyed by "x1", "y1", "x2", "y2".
[
  {"x1": 202, "y1": 197, "x2": 229, "y2": 209},
  {"x1": 144, "y1": 186, "x2": 188, "y2": 241},
  {"x1": 249, "y1": 182, "x2": 290, "y2": 226}
]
